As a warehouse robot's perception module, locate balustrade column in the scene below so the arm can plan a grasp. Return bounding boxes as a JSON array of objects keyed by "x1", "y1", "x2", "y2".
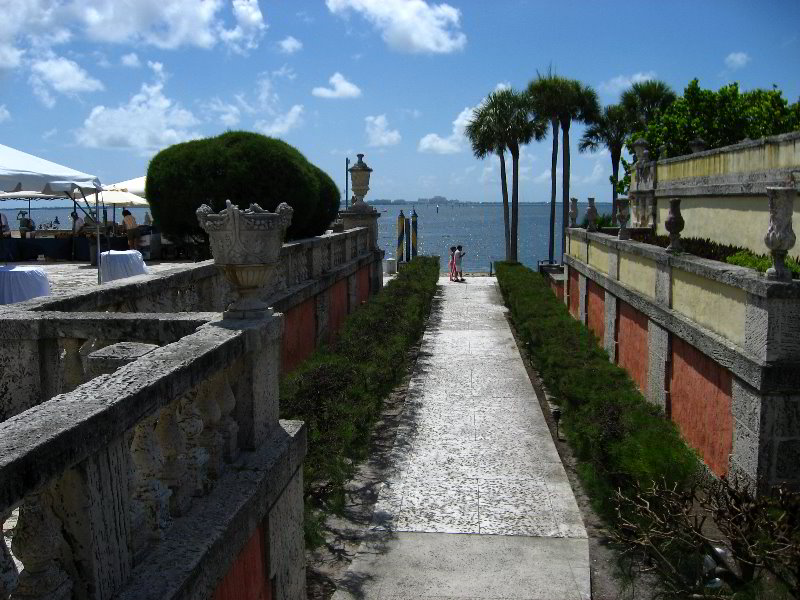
[
  {"x1": 154, "y1": 402, "x2": 191, "y2": 516},
  {"x1": 1, "y1": 517, "x2": 18, "y2": 598}
]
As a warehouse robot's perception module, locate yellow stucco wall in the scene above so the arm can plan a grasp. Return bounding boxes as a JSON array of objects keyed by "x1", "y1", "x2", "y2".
[
  {"x1": 568, "y1": 234, "x2": 583, "y2": 260},
  {"x1": 671, "y1": 268, "x2": 747, "y2": 346},
  {"x1": 655, "y1": 196, "x2": 800, "y2": 255},
  {"x1": 618, "y1": 252, "x2": 656, "y2": 298},
  {"x1": 587, "y1": 240, "x2": 610, "y2": 274}
]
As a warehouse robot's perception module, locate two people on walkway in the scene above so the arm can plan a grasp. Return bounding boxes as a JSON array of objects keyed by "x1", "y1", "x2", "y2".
[{"x1": 449, "y1": 245, "x2": 466, "y2": 282}]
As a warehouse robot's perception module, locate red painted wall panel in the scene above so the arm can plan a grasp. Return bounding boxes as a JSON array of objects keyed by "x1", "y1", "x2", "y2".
[
  {"x1": 357, "y1": 265, "x2": 370, "y2": 305},
  {"x1": 212, "y1": 524, "x2": 271, "y2": 600},
  {"x1": 329, "y1": 278, "x2": 349, "y2": 342},
  {"x1": 568, "y1": 268, "x2": 579, "y2": 318},
  {"x1": 617, "y1": 300, "x2": 648, "y2": 393},
  {"x1": 550, "y1": 278, "x2": 564, "y2": 301},
  {"x1": 670, "y1": 336, "x2": 733, "y2": 476},
  {"x1": 281, "y1": 298, "x2": 317, "y2": 374},
  {"x1": 586, "y1": 279, "x2": 604, "y2": 343}
]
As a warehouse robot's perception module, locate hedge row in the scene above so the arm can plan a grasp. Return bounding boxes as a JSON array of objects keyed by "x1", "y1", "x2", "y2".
[
  {"x1": 279, "y1": 256, "x2": 440, "y2": 545},
  {"x1": 495, "y1": 262, "x2": 697, "y2": 518}
]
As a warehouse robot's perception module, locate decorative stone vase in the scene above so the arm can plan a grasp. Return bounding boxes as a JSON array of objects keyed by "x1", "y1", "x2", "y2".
[
  {"x1": 689, "y1": 138, "x2": 707, "y2": 154},
  {"x1": 585, "y1": 197, "x2": 598, "y2": 232},
  {"x1": 659, "y1": 144, "x2": 667, "y2": 159},
  {"x1": 348, "y1": 153, "x2": 373, "y2": 208},
  {"x1": 196, "y1": 200, "x2": 293, "y2": 318},
  {"x1": 617, "y1": 198, "x2": 630, "y2": 240},
  {"x1": 632, "y1": 139, "x2": 649, "y2": 163},
  {"x1": 569, "y1": 198, "x2": 578, "y2": 227},
  {"x1": 665, "y1": 198, "x2": 685, "y2": 253},
  {"x1": 764, "y1": 187, "x2": 796, "y2": 281}
]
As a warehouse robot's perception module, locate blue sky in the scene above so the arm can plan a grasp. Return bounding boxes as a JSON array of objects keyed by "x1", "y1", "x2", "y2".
[{"x1": 1, "y1": 0, "x2": 799, "y2": 204}]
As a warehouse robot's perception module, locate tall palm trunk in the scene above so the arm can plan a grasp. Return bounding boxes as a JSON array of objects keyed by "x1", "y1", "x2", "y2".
[
  {"x1": 510, "y1": 144, "x2": 520, "y2": 262},
  {"x1": 561, "y1": 118, "x2": 571, "y2": 258},
  {"x1": 498, "y1": 150, "x2": 511, "y2": 260},
  {"x1": 611, "y1": 148, "x2": 621, "y2": 225},
  {"x1": 548, "y1": 117, "x2": 559, "y2": 264}
]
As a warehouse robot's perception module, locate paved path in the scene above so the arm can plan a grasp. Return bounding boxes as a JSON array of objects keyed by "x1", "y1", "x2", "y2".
[{"x1": 333, "y1": 276, "x2": 590, "y2": 600}]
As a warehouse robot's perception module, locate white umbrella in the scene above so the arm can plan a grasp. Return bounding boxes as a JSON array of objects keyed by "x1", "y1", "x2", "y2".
[
  {"x1": 106, "y1": 176, "x2": 146, "y2": 198},
  {"x1": 99, "y1": 190, "x2": 148, "y2": 207}
]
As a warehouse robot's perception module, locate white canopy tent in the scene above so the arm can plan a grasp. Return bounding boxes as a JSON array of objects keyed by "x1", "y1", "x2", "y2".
[{"x1": 106, "y1": 176, "x2": 146, "y2": 198}]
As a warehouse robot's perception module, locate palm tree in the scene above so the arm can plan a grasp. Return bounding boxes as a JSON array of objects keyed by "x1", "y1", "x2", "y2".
[
  {"x1": 557, "y1": 80, "x2": 600, "y2": 256},
  {"x1": 579, "y1": 104, "x2": 631, "y2": 224},
  {"x1": 528, "y1": 70, "x2": 569, "y2": 264},
  {"x1": 465, "y1": 98, "x2": 511, "y2": 260},
  {"x1": 621, "y1": 79, "x2": 676, "y2": 130}
]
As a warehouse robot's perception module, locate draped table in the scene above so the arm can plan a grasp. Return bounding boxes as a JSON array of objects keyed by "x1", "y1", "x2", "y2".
[
  {"x1": 100, "y1": 250, "x2": 150, "y2": 283},
  {"x1": 0, "y1": 265, "x2": 51, "y2": 304}
]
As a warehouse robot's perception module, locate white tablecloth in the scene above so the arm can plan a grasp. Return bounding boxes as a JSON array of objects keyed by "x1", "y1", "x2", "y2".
[
  {"x1": 0, "y1": 265, "x2": 51, "y2": 304},
  {"x1": 100, "y1": 250, "x2": 150, "y2": 283}
]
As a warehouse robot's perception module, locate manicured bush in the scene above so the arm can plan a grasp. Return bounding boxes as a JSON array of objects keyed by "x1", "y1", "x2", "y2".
[
  {"x1": 726, "y1": 249, "x2": 800, "y2": 278},
  {"x1": 279, "y1": 256, "x2": 440, "y2": 546},
  {"x1": 146, "y1": 130, "x2": 326, "y2": 241},
  {"x1": 495, "y1": 262, "x2": 698, "y2": 517},
  {"x1": 308, "y1": 165, "x2": 341, "y2": 236}
]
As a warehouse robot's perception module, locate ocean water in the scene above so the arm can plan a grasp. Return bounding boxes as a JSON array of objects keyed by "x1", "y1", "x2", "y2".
[{"x1": 376, "y1": 202, "x2": 611, "y2": 272}]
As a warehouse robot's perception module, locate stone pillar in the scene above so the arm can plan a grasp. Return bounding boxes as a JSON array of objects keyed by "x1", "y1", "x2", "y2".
[
  {"x1": 647, "y1": 321, "x2": 669, "y2": 410},
  {"x1": 0, "y1": 339, "x2": 41, "y2": 421},
  {"x1": 339, "y1": 205, "x2": 380, "y2": 251},
  {"x1": 562, "y1": 265, "x2": 570, "y2": 308},
  {"x1": 577, "y1": 273, "x2": 587, "y2": 325},
  {"x1": 603, "y1": 292, "x2": 617, "y2": 362},
  {"x1": 267, "y1": 471, "x2": 306, "y2": 599},
  {"x1": 655, "y1": 262, "x2": 671, "y2": 307}
]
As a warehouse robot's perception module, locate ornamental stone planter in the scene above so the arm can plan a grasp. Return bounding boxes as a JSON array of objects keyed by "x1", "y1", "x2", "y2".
[
  {"x1": 665, "y1": 198, "x2": 685, "y2": 253},
  {"x1": 196, "y1": 200, "x2": 293, "y2": 319},
  {"x1": 569, "y1": 198, "x2": 578, "y2": 227},
  {"x1": 764, "y1": 186, "x2": 796, "y2": 281},
  {"x1": 585, "y1": 197, "x2": 598, "y2": 232},
  {"x1": 617, "y1": 198, "x2": 630, "y2": 240}
]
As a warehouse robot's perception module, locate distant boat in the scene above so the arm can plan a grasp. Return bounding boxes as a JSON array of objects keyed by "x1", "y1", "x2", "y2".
[{"x1": 436, "y1": 204, "x2": 439, "y2": 213}]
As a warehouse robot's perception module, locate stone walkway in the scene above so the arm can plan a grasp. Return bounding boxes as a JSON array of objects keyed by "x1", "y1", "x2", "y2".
[{"x1": 333, "y1": 276, "x2": 590, "y2": 600}]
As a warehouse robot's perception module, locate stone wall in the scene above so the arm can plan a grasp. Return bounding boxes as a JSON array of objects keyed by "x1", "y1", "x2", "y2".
[{"x1": 562, "y1": 227, "x2": 800, "y2": 491}]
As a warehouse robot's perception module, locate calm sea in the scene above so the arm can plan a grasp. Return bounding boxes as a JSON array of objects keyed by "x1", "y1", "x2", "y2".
[{"x1": 2, "y1": 201, "x2": 611, "y2": 272}]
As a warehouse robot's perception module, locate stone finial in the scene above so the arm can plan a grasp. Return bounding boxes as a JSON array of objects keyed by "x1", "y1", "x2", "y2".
[
  {"x1": 569, "y1": 197, "x2": 578, "y2": 227},
  {"x1": 585, "y1": 197, "x2": 598, "y2": 232},
  {"x1": 617, "y1": 198, "x2": 630, "y2": 240},
  {"x1": 632, "y1": 138, "x2": 649, "y2": 162},
  {"x1": 665, "y1": 198, "x2": 685, "y2": 253},
  {"x1": 689, "y1": 138, "x2": 707, "y2": 154},
  {"x1": 764, "y1": 186, "x2": 796, "y2": 281}
]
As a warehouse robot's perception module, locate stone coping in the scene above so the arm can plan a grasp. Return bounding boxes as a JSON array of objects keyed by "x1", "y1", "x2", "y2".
[
  {"x1": 655, "y1": 130, "x2": 800, "y2": 167},
  {"x1": 0, "y1": 315, "x2": 281, "y2": 514},
  {"x1": 567, "y1": 228, "x2": 800, "y2": 298},
  {"x1": 116, "y1": 420, "x2": 305, "y2": 600}
]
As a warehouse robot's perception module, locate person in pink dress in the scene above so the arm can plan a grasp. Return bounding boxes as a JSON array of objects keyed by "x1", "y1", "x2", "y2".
[{"x1": 448, "y1": 246, "x2": 457, "y2": 281}]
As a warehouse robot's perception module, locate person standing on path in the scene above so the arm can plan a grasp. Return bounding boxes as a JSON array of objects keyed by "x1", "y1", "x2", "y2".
[
  {"x1": 448, "y1": 246, "x2": 457, "y2": 281},
  {"x1": 454, "y1": 245, "x2": 466, "y2": 282}
]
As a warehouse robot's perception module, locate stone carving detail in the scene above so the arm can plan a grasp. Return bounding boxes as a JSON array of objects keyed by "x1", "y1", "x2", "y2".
[
  {"x1": 177, "y1": 391, "x2": 210, "y2": 498},
  {"x1": 196, "y1": 200, "x2": 294, "y2": 318},
  {"x1": 129, "y1": 415, "x2": 172, "y2": 557},
  {"x1": 292, "y1": 249, "x2": 308, "y2": 286},
  {"x1": 617, "y1": 198, "x2": 630, "y2": 240},
  {"x1": 585, "y1": 197, "x2": 598, "y2": 232},
  {"x1": 195, "y1": 378, "x2": 224, "y2": 479},
  {"x1": 154, "y1": 403, "x2": 191, "y2": 516},
  {"x1": 764, "y1": 186, "x2": 797, "y2": 281},
  {"x1": 217, "y1": 374, "x2": 239, "y2": 462},
  {"x1": 569, "y1": 198, "x2": 578, "y2": 227},
  {"x1": 11, "y1": 491, "x2": 73, "y2": 600},
  {"x1": 665, "y1": 198, "x2": 685, "y2": 253}
]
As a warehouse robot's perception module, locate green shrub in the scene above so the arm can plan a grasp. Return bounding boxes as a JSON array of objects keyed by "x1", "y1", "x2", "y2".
[
  {"x1": 580, "y1": 212, "x2": 614, "y2": 229},
  {"x1": 146, "y1": 130, "x2": 326, "y2": 241},
  {"x1": 726, "y1": 249, "x2": 800, "y2": 278},
  {"x1": 280, "y1": 257, "x2": 440, "y2": 545},
  {"x1": 495, "y1": 262, "x2": 697, "y2": 518},
  {"x1": 308, "y1": 165, "x2": 341, "y2": 237}
]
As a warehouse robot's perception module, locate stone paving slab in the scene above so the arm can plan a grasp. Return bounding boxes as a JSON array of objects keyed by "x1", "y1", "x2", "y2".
[{"x1": 333, "y1": 277, "x2": 589, "y2": 600}]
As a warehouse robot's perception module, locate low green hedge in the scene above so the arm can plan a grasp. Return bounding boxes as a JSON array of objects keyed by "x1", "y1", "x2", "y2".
[
  {"x1": 280, "y1": 256, "x2": 440, "y2": 545},
  {"x1": 495, "y1": 262, "x2": 697, "y2": 518}
]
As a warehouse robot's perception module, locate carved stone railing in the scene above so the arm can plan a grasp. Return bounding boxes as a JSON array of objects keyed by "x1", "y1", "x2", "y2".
[{"x1": 0, "y1": 314, "x2": 306, "y2": 600}]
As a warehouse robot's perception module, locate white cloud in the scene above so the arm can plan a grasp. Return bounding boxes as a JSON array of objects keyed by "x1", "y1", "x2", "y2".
[
  {"x1": 256, "y1": 104, "x2": 304, "y2": 137},
  {"x1": 312, "y1": 72, "x2": 361, "y2": 99},
  {"x1": 0, "y1": 105, "x2": 9, "y2": 123},
  {"x1": 599, "y1": 71, "x2": 656, "y2": 94},
  {"x1": 417, "y1": 105, "x2": 473, "y2": 154},
  {"x1": 326, "y1": 0, "x2": 466, "y2": 54},
  {"x1": 205, "y1": 97, "x2": 241, "y2": 127},
  {"x1": 219, "y1": 0, "x2": 267, "y2": 53},
  {"x1": 279, "y1": 35, "x2": 303, "y2": 54},
  {"x1": 121, "y1": 52, "x2": 140, "y2": 67},
  {"x1": 725, "y1": 51, "x2": 751, "y2": 70},
  {"x1": 495, "y1": 82, "x2": 510, "y2": 91},
  {"x1": 29, "y1": 54, "x2": 104, "y2": 107},
  {"x1": 272, "y1": 64, "x2": 296, "y2": 80},
  {"x1": 575, "y1": 162, "x2": 605, "y2": 184},
  {"x1": 533, "y1": 167, "x2": 562, "y2": 184},
  {"x1": 42, "y1": 127, "x2": 57, "y2": 139},
  {"x1": 77, "y1": 64, "x2": 199, "y2": 153},
  {"x1": 365, "y1": 114, "x2": 401, "y2": 146}
]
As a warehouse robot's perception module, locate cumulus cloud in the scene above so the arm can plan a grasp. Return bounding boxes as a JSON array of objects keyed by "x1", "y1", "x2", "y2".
[
  {"x1": 574, "y1": 161, "x2": 605, "y2": 184},
  {"x1": 312, "y1": 72, "x2": 361, "y2": 99},
  {"x1": 121, "y1": 52, "x2": 140, "y2": 67},
  {"x1": 725, "y1": 51, "x2": 751, "y2": 70},
  {"x1": 418, "y1": 105, "x2": 473, "y2": 154},
  {"x1": 495, "y1": 81, "x2": 510, "y2": 91},
  {"x1": 219, "y1": 0, "x2": 267, "y2": 53},
  {"x1": 205, "y1": 97, "x2": 242, "y2": 127},
  {"x1": 365, "y1": 114, "x2": 401, "y2": 147},
  {"x1": 326, "y1": 0, "x2": 466, "y2": 54},
  {"x1": 76, "y1": 62, "x2": 199, "y2": 153},
  {"x1": 0, "y1": 105, "x2": 9, "y2": 123},
  {"x1": 29, "y1": 54, "x2": 104, "y2": 107},
  {"x1": 599, "y1": 71, "x2": 656, "y2": 94},
  {"x1": 279, "y1": 35, "x2": 303, "y2": 54},
  {"x1": 256, "y1": 104, "x2": 304, "y2": 137}
]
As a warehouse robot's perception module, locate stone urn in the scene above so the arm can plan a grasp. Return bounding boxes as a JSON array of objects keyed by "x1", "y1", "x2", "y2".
[
  {"x1": 585, "y1": 197, "x2": 598, "y2": 232},
  {"x1": 689, "y1": 138, "x2": 707, "y2": 154},
  {"x1": 665, "y1": 198, "x2": 685, "y2": 253},
  {"x1": 764, "y1": 187, "x2": 796, "y2": 281},
  {"x1": 617, "y1": 198, "x2": 630, "y2": 240},
  {"x1": 197, "y1": 200, "x2": 294, "y2": 318},
  {"x1": 569, "y1": 198, "x2": 578, "y2": 227},
  {"x1": 348, "y1": 153, "x2": 373, "y2": 209},
  {"x1": 632, "y1": 139, "x2": 649, "y2": 163}
]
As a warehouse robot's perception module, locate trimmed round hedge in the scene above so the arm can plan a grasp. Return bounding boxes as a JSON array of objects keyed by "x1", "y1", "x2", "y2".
[{"x1": 146, "y1": 131, "x2": 339, "y2": 241}]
